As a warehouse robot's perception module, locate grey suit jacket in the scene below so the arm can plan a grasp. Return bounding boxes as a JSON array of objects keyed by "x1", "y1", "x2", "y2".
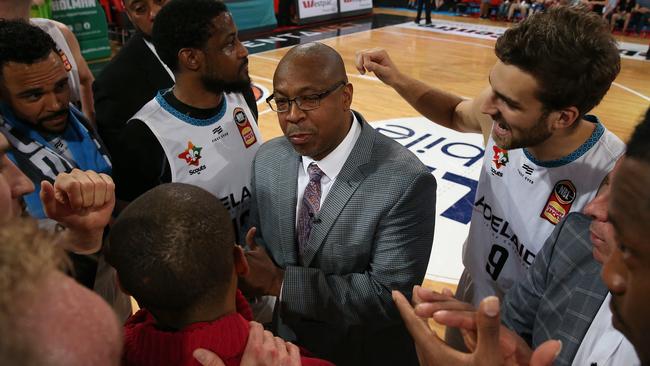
[
  {"x1": 501, "y1": 212, "x2": 608, "y2": 366},
  {"x1": 249, "y1": 111, "x2": 436, "y2": 365}
]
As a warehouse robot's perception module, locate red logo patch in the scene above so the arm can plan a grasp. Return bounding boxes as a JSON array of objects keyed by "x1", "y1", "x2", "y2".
[
  {"x1": 234, "y1": 108, "x2": 257, "y2": 148},
  {"x1": 540, "y1": 180, "x2": 576, "y2": 225}
]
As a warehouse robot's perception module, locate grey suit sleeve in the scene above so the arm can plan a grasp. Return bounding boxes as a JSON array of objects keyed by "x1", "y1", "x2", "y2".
[
  {"x1": 501, "y1": 217, "x2": 565, "y2": 345},
  {"x1": 281, "y1": 172, "x2": 436, "y2": 328}
]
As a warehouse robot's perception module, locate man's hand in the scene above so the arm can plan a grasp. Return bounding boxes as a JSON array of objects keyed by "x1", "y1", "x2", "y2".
[
  {"x1": 40, "y1": 169, "x2": 115, "y2": 254},
  {"x1": 239, "y1": 227, "x2": 284, "y2": 297},
  {"x1": 355, "y1": 48, "x2": 402, "y2": 87},
  {"x1": 193, "y1": 321, "x2": 302, "y2": 366},
  {"x1": 392, "y1": 290, "x2": 562, "y2": 366},
  {"x1": 412, "y1": 285, "x2": 475, "y2": 318}
]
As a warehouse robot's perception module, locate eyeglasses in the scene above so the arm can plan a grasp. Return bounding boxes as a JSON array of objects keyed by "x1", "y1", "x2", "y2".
[{"x1": 266, "y1": 81, "x2": 346, "y2": 113}]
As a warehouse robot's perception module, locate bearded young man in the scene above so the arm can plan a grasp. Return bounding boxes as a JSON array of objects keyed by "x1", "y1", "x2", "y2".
[
  {"x1": 356, "y1": 5, "x2": 624, "y2": 349},
  {"x1": 113, "y1": 0, "x2": 260, "y2": 243}
]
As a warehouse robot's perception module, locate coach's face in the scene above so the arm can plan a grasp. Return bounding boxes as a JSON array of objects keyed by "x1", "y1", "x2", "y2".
[
  {"x1": 273, "y1": 58, "x2": 353, "y2": 161},
  {"x1": 602, "y1": 157, "x2": 650, "y2": 364}
]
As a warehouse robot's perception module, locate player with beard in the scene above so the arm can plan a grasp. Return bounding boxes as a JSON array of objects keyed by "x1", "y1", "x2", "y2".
[
  {"x1": 114, "y1": 0, "x2": 260, "y2": 244},
  {"x1": 356, "y1": 6, "x2": 624, "y2": 349},
  {"x1": 0, "y1": 20, "x2": 112, "y2": 223}
]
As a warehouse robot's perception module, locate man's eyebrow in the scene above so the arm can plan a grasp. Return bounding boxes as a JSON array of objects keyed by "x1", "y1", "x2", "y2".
[
  {"x1": 488, "y1": 74, "x2": 522, "y2": 108},
  {"x1": 16, "y1": 88, "x2": 44, "y2": 98}
]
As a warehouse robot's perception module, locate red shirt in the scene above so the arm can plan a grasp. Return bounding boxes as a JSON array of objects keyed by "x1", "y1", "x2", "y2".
[{"x1": 123, "y1": 291, "x2": 333, "y2": 366}]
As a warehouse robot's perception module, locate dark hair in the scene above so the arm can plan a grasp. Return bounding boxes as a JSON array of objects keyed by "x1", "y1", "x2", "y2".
[
  {"x1": 494, "y1": 6, "x2": 620, "y2": 116},
  {"x1": 625, "y1": 108, "x2": 650, "y2": 163},
  {"x1": 106, "y1": 183, "x2": 235, "y2": 311},
  {"x1": 152, "y1": 0, "x2": 228, "y2": 72},
  {"x1": 0, "y1": 19, "x2": 57, "y2": 78}
]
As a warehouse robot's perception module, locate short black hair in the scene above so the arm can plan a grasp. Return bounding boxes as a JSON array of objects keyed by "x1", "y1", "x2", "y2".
[
  {"x1": 106, "y1": 183, "x2": 235, "y2": 311},
  {"x1": 495, "y1": 6, "x2": 620, "y2": 117},
  {"x1": 0, "y1": 19, "x2": 57, "y2": 78},
  {"x1": 152, "y1": 0, "x2": 229, "y2": 72},
  {"x1": 625, "y1": 108, "x2": 650, "y2": 163}
]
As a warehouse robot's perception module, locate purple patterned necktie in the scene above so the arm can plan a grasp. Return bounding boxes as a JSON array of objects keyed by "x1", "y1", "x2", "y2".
[{"x1": 297, "y1": 163, "x2": 325, "y2": 259}]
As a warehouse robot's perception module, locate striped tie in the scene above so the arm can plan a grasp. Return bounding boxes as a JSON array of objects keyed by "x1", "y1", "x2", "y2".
[{"x1": 297, "y1": 163, "x2": 324, "y2": 260}]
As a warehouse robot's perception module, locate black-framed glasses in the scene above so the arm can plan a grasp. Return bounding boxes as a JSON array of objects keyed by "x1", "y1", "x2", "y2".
[{"x1": 266, "y1": 81, "x2": 346, "y2": 113}]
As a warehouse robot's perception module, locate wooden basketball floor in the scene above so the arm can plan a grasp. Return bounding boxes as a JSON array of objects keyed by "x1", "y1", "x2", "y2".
[{"x1": 238, "y1": 8, "x2": 650, "y2": 334}]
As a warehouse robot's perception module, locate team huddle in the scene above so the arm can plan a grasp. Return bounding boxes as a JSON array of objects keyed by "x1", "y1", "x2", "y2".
[{"x1": 0, "y1": 0, "x2": 648, "y2": 365}]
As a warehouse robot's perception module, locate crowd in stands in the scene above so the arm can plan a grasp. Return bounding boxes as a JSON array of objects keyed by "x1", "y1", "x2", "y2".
[
  {"x1": 413, "y1": 0, "x2": 649, "y2": 35},
  {"x1": 1, "y1": 1, "x2": 650, "y2": 366}
]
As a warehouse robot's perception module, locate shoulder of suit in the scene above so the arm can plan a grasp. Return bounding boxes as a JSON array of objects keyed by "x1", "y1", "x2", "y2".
[
  {"x1": 257, "y1": 135, "x2": 293, "y2": 156},
  {"x1": 546, "y1": 212, "x2": 597, "y2": 274},
  {"x1": 369, "y1": 126, "x2": 431, "y2": 175},
  {"x1": 96, "y1": 35, "x2": 152, "y2": 80}
]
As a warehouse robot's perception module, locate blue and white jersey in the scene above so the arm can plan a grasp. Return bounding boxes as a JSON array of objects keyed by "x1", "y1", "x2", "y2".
[{"x1": 461, "y1": 117, "x2": 624, "y2": 306}]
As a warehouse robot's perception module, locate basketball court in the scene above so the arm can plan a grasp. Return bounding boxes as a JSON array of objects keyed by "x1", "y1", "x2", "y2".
[{"x1": 243, "y1": 7, "x2": 649, "y2": 303}]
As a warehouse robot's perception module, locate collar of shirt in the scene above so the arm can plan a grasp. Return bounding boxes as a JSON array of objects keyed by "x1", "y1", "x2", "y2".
[{"x1": 301, "y1": 111, "x2": 361, "y2": 181}]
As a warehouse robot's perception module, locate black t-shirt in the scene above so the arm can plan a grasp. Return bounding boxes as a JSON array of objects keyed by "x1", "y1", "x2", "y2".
[{"x1": 113, "y1": 88, "x2": 258, "y2": 202}]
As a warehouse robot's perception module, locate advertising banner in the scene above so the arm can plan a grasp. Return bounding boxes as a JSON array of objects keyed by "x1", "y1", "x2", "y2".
[
  {"x1": 298, "y1": 0, "x2": 338, "y2": 20},
  {"x1": 339, "y1": 0, "x2": 373, "y2": 14}
]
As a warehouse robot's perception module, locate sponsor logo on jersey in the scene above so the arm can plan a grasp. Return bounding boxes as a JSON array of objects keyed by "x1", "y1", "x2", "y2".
[
  {"x1": 540, "y1": 180, "x2": 576, "y2": 225},
  {"x1": 490, "y1": 146, "x2": 509, "y2": 177},
  {"x1": 178, "y1": 141, "x2": 203, "y2": 166},
  {"x1": 234, "y1": 107, "x2": 257, "y2": 148},
  {"x1": 57, "y1": 48, "x2": 72, "y2": 72},
  {"x1": 516, "y1": 163, "x2": 535, "y2": 184},
  {"x1": 211, "y1": 125, "x2": 229, "y2": 143}
]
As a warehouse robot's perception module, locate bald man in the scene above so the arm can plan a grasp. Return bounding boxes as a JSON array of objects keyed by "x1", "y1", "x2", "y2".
[{"x1": 239, "y1": 42, "x2": 436, "y2": 366}]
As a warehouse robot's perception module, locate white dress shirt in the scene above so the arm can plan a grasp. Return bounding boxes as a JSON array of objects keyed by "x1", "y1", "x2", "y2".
[
  {"x1": 294, "y1": 112, "x2": 361, "y2": 225},
  {"x1": 572, "y1": 293, "x2": 640, "y2": 366}
]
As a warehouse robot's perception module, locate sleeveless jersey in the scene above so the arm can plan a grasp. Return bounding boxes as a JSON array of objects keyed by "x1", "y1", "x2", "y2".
[
  {"x1": 131, "y1": 91, "x2": 262, "y2": 239},
  {"x1": 461, "y1": 117, "x2": 624, "y2": 306},
  {"x1": 31, "y1": 18, "x2": 81, "y2": 103}
]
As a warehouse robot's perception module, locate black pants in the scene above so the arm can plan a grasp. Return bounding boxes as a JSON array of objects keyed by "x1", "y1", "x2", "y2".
[{"x1": 416, "y1": 0, "x2": 432, "y2": 23}]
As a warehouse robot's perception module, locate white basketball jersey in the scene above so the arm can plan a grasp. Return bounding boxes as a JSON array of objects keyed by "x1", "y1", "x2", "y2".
[
  {"x1": 463, "y1": 119, "x2": 624, "y2": 306},
  {"x1": 132, "y1": 92, "x2": 262, "y2": 239}
]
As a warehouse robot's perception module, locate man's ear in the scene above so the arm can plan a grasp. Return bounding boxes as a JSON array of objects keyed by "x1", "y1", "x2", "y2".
[
  {"x1": 178, "y1": 48, "x2": 202, "y2": 72},
  {"x1": 550, "y1": 106, "x2": 580, "y2": 130},
  {"x1": 234, "y1": 245, "x2": 249, "y2": 277},
  {"x1": 342, "y1": 82, "x2": 353, "y2": 111}
]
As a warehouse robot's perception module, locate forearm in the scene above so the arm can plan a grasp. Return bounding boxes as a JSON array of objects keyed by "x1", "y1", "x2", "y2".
[
  {"x1": 80, "y1": 79, "x2": 96, "y2": 125},
  {"x1": 57, "y1": 226, "x2": 104, "y2": 255},
  {"x1": 281, "y1": 266, "x2": 404, "y2": 326},
  {"x1": 390, "y1": 72, "x2": 467, "y2": 131}
]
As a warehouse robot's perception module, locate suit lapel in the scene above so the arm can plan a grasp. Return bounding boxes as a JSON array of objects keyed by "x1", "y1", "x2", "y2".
[
  {"x1": 278, "y1": 151, "x2": 300, "y2": 266},
  {"x1": 137, "y1": 36, "x2": 174, "y2": 89},
  {"x1": 302, "y1": 112, "x2": 375, "y2": 267}
]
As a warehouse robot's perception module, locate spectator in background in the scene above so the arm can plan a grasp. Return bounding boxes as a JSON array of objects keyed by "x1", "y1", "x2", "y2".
[
  {"x1": 507, "y1": 0, "x2": 529, "y2": 20},
  {"x1": 0, "y1": 0, "x2": 96, "y2": 123},
  {"x1": 606, "y1": 0, "x2": 636, "y2": 32},
  {"x1": 93, "y1": 0, "x2": 174, "y2": 160},
  {"x1": 626, "y1": 0, "x2": 649, "y2": 33}
]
